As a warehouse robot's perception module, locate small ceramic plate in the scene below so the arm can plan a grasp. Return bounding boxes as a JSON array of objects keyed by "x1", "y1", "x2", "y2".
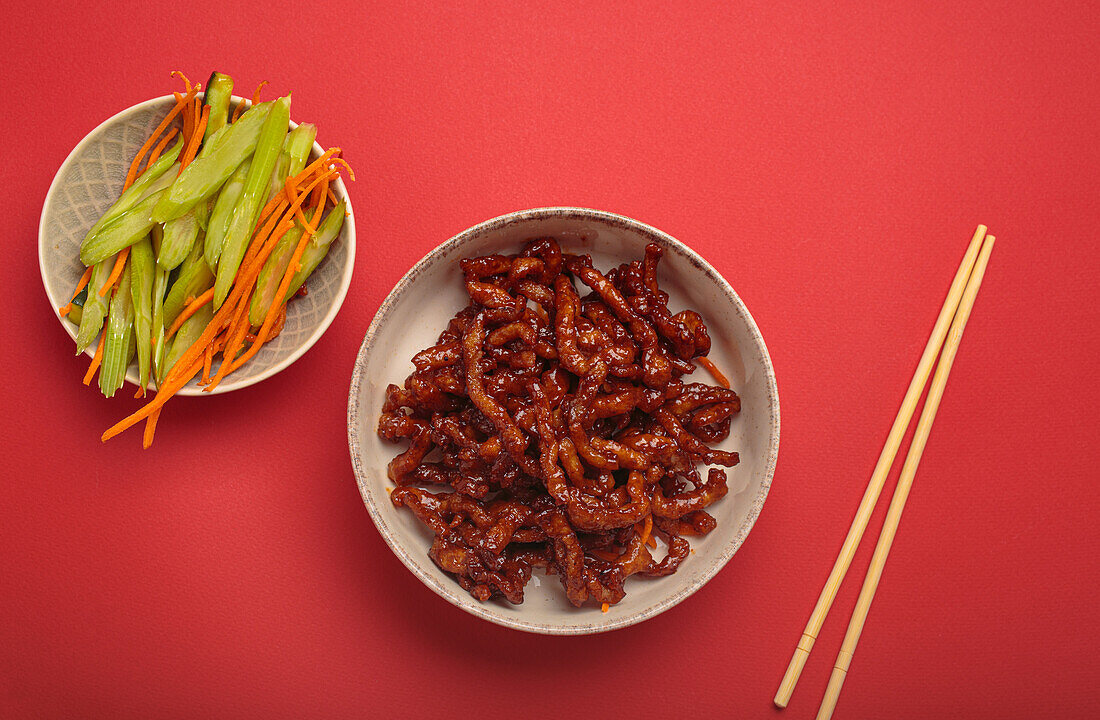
[
  {"x1": 39, "y1": 95, "x2": 356, "y2": 395},
  {"x1": 347, "y1": 207, "x2": 779, "y2": 634}
]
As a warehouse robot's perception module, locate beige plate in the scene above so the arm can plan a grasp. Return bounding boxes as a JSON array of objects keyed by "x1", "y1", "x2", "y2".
[
  {"x1": 347, "y1": 207, "x2": 779, "y2": 634},
  {"x1": 39, "y1": 95, "x2": 356, "y2": 395}
]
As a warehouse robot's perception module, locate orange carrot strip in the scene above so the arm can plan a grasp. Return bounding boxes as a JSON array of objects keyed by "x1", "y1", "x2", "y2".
[
  {"x1": 99, "y1": 249, "x2": 129, "y2": 297},
  {"x1": 237, "y1": 201, "x2": 293, "y2": 283},
  {"x1": 210, "y1": 305, "x2": 253, "y2": 385},
  {"x1": 601, "y1": 603, "x2": 610, "y2": 613},
  {"x1": 233, "y1": 305, "x2": 286, "y2": 371},
  {"x1": 184, "y1": 98, "x2": 197, "y2": 149},
  {"x1": 170, "y1": 70, "x2": 194, "y2": 94},
  {"x1": 251, "y1": 80, "x2": 268, "y2": 106},
  {"x1": 171, "y1": 91, "x2": 186, "y2": 147},
  {"x1": 310, "y1": 177, "x2": 328, "y2": 206},
  {"x1": 256, "y1": 190, "x2": 290, "y2": 225},
  {"x1": 178, "y1": 105, "x2": 210, "y2": 173},
  {"x1": 267, "y1": 305, "x2": 287, "y2": 341},
  {"x1": 251, "y1": 191, "x2": 293, "y2": 236},
  {"x1": 82, "y1": 332, "x2": 107, "y2": 385},
  {"x1": 327, "y1": 156, "x2": 356, "y2": 182},
  {"x1": 696, "y1": 357, "x2": 730, "y2": 389},
  {"x1": 143, "y1": 127, "x2": 179, "y2": 171},
  {"x1": 251, "y1": 156, "x2": 334, "y2": 235},
  {"x1": 100, "y1": 356, "x2": 203, "y2": 442},
  {"x1": 142, "y1": 408, "x2": 161, "y2": 448},
  {"x1": 59, "y1": 266, "x2": 94, "y2": 316},
  {"x1": 224, "y1": 299, "x2": 253, "y2": 351},
  {"x1": 175, "y1": 73, "x2": 199, "y2": 144},
  {"x1": 302, "y1": 178, "x2": 331, "y2": 234},
  {"x1": 202, "y1": 342, "x2": 215, "y2": 383},
  {"x1": 202, "y1": 333, "x2": 228, "y2": 384},
  {"x1": 207, "y1": 296, "x2": 256, "y2": 386},
  {"x1": 229, "y1": 80, "x2": 266, "y2": 124},
  {"x1": 181, "y1": 95, "x2": 193, "y2": 144},
  {"x1": 303, "y1": 147, "x2": 341, "y2": 174},
  {"x1": 294, "y1": 206, "x2": 318, "y2": 235},
  {"x1": 286, "y1": 148, "x2": 339, "y2": 196},
  {"x1": 230, "y1": 98, "x2": 246, "y2": 123},
  {"x1": 165, "y1": 287, "x2": 214, "y2": 339},
  {"x1": 246, "y1": 193, "x2": 293, "y2": 257},
  {"x1": 124, "y1": 86, "x2": 199, "y2": 190}
]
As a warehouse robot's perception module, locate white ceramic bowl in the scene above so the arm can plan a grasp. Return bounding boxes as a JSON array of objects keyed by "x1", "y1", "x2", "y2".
[
  {"x1": 39, "y1": 95, "x2": 355, "y2": 395},
  {"x1": 348, "y1": 207, "x2": 779, "y2": 634}
]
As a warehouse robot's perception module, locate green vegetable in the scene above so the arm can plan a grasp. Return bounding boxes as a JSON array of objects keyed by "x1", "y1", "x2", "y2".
[
  {"x1": 158, "y1": 208, "x2": 201, "y2": 271},
  {"x1": 265, "y1": 123, "x2": 316, "y2": 204},
  {"x1": 195, "y1": 198, "x2": 212, "y2": 233},
  {"x1": 75, "y1": 257, "x2": 116, "y2": 353},
  {"x1": 164, "y1": 303, "x2": 213, "y2": 375},
  {"x1": 285, "y1": 123, "x2": 316, "y2": 179},
  {"x1": 150, "y1": 226, "x2": 169, "y2": 383},
  {"x1": 82, "y1": 140, "x2": 183, "y2": 243},
  {"x1": 67, "y1": 304, "x2": 84, "y2": 325},
  {"x1": 80, "y1": 175, "x2": 174, "y2": 266},
  {"x1": 246, "y1": 126, "x2": 319, "y2": 324},
  {"x1": 129, "y1": 236, "x2": 155, "y2": 390},
  {"x1": 263, "y1": 151, "x2": 290, "y2": 207},
  {"x1": 151, "y1": 100, "x2": 274, "y2": 223},
  {"x1": 202, "y1": 72, "x2": 234, "y2": 140},
  {"x1": 249, "y1": 220, "x2": 307, "y2": 326},
  {"x1": 69, "y1": 284, "x2": 89, "y2": 310},
  {"x1": 204, "y1": 157, "x2": 250, "y2": 270},
  {"x1": 99, "y1": 269, "x2": 134, "y2": 398},
  {"x1": 163, "y1": 241, "x2": 215, "y2": 326},
  {"x1": 285, "y1": 200, "x2": 346, "y2": 299},
  {"x1": 213, "y1": 95, "x2": 290, "y2": 309}
]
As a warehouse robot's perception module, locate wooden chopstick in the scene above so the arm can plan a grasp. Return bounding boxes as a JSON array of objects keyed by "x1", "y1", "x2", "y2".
[
  {"x1": 774, "y1": 224, "x2": 988, "y2": 708},
  {"x1": 815, "y1": 233, "x2": 996, "y2": 720}
]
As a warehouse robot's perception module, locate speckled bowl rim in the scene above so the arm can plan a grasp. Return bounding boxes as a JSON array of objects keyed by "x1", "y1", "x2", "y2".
[
  {"x1": 347, "y1": 207, "x2": 779, "y2": 634},
  {"x1": 38, "y1": 94, "x2": 357, "y2": 396}
]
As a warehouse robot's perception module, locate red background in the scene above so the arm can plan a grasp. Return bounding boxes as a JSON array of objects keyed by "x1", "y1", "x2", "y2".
[{"x1": 2, "y1": 2, "x2": 1097, "y2": 718}]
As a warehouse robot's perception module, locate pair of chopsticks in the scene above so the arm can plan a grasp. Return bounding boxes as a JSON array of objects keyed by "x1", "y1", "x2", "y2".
[{"x1": 774, "y1": 225, "x2": 996, "y2": 719}]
